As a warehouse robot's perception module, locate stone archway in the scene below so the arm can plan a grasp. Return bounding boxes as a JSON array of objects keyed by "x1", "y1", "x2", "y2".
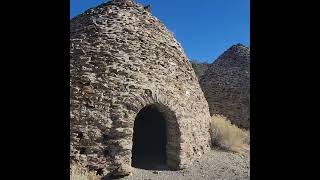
[
  {"x1": 130, "y1": 103, "x2": 181, "y2": 170},
  {"x1": 131, "y1": 104, "x2": 167, "y2": 170}
]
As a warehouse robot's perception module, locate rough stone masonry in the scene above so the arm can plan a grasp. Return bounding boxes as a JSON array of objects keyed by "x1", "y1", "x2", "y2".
[
  {"x1": 200, "y1": 44, "x2": 250, "y2": 129},
  {"x1": 70, "y1": 0, "x2": 212, "y2": 177}
]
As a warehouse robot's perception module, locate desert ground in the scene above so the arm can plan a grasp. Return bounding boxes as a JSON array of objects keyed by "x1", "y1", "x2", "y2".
[{"x1": 120, "y1": 149, "x2": 249, "y2": 180}]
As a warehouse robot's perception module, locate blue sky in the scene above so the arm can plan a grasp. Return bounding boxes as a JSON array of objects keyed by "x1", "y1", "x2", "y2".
[{"x1": 70, "y1": 0, "x2": 250, "y2": 63}]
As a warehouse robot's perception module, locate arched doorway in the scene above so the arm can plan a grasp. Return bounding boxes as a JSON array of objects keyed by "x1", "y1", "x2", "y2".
[{"x1": 131, "y1": 104, "x2": 168, "y2": 170}]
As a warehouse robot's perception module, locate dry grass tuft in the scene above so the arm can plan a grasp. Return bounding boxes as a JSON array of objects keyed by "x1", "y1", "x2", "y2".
[
  {"x1": 210, "y1": 114, "x2": 249, "y2": 152},
  {"x1": 70, "y1": 164, "x2": 100, "y2": 180}
]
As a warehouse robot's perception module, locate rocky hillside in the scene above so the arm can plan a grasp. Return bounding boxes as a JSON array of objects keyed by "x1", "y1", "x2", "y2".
[
  {"x1": 200, "y1": 44, "x2": 250, "y2": 129},
  {"x1": 190, "y1": 60, "x2": 209, "y2": 80}
]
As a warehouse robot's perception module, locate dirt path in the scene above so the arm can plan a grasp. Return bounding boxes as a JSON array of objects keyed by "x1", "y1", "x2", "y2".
[{"x1": 120, "y1": 149, "x2": 250, "y2": 180}]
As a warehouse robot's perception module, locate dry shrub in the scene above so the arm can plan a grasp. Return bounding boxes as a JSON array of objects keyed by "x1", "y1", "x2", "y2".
[
  {"x1": 210, "y1": 114, "x2": 249, "y2": 152},
  {"x1": 70, "y1": 164, "x2": 100, "y2": 180}
]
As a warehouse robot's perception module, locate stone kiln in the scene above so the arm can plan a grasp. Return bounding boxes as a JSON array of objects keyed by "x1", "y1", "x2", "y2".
[
  {"x1": 200, "y1": 44, "x2": 250, "y2": 129},
  {"x1": 70, "y1": 0, "x2": 212, "y2": 177}
]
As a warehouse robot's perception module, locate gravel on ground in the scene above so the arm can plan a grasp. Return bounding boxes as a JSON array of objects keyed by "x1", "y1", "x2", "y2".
[{"x1": 120, "y1": 149, "x2": 250, "y2": 180}]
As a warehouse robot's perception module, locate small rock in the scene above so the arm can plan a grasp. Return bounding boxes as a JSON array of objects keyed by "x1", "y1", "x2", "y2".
[{"x1": 153, "y1": 171, "x2": 159, "y2": 174}]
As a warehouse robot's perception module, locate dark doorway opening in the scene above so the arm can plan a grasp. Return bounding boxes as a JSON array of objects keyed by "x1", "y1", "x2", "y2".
[{"x1": 131, "y1": 105, "x2": 168, "y2": 170}]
